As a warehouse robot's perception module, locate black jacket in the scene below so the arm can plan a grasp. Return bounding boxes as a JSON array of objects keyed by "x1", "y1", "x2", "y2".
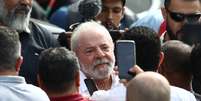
[{"x1": 19, "y1": 19, "x2": 60, "y2": 85}]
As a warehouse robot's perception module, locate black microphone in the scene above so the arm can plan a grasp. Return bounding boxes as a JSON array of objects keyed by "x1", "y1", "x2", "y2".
[{"x1": 78, "y1": 0, "x2": 102, "y2": 21}]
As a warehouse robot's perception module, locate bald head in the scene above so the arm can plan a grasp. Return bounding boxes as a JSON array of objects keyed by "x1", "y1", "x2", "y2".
[
  {"x1": 127, "y1": 72, "x2": 170, "y2": 101},
  {"x1": 159, "y1": 40, "x2": 192, "y2": 90},
  {"x1": 160, "y1": 40, "x2": 192, "y2": 73}
]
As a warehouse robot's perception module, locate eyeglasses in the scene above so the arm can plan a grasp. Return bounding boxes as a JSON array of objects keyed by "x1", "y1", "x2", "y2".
[{"x1": 166, "y1": 9, "x2": 201, "y2": 23}]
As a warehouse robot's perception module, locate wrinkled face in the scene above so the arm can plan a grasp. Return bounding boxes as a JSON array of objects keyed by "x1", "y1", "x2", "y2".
[
  {"x1": 164, "y1": 0, "x2": 201, "y2": 40},
  {"x1": 76, "y1": 29, "x2": 115, "y2": 80},
  {"x1": 0, "y1": 0, "x2": 32, "y2": 32},
  {"x1": 95, "y1": 0, "x2": 124, "y2": 30}
]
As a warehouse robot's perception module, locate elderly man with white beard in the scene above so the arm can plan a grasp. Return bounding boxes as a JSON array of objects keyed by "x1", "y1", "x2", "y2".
[
  {"x1": 71, "y1": 21, "x2": 126, "y2": 100},
  {"x1": 0, "y1": 0, "x2": 59, "y2": 86}
]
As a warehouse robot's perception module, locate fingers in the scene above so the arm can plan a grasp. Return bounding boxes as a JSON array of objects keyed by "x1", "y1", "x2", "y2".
[
  {"x1": 113, "y1": 66, "x2": 119, "y2": 76},
  {"x1": 119, "y1": 79, "x2": 129, "y2": 86},
  {"x1": 128, "y1": 65, "x2": 144, "y2": 76}
]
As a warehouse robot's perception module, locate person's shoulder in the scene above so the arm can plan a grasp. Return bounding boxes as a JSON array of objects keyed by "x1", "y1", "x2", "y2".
[
  {"x1": 29, "y1": 18, "x2": 62, "y2": 47},
  {"x1": 0, "y1": 82, "x2": 49, "y2": 101},
  {"x1": 55, "y1": 6, "x2": 69, "y2": 13},
  {"x1": 49, "y1": 6, "x2": 69, "y2": 20},
  {"x1": 170, "y1": 86, "x2": 193, "y2": 95},
  {"x1": 30, "y1": 18, "x2": 65, "y2": 34},
  {"x1": 131, "y1": 9, "x2": 163, "y2": 33},
  {"x1": 170, "y1": 86, "x2": 196, "y2": 101},
  {"x1": 193, "y1": 92, "x2": 201, "y2": 101},
  {"x1": 25, "y1": 84, "x2": 50, "y2": 100}
]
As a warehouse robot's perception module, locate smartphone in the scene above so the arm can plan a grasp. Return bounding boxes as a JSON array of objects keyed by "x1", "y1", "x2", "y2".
[
  {"x1": 116, "y1": 40, "x2": 136, "y2": 80},
  {"x1": 84, "y1": 78, "x2": 98, "y2": 96}
]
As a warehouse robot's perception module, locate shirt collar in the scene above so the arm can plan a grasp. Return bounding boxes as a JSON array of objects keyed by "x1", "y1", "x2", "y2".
[
  {"x1": 0, "y1": 76, "x2": 26, "y2": 84},
  {"x1": 79, "y1": 70, "x2": 120, "y2": 95}
]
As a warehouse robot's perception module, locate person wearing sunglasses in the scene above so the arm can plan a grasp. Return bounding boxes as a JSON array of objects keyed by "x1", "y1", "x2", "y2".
[{"x1": 161, "y1": 0, "x2": 201, "y2": 42}]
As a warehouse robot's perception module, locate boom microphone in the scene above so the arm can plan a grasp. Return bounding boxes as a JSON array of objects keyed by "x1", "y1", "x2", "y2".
[{"x1": 78, "y1": 0, "x2": 102, "y2": 21}]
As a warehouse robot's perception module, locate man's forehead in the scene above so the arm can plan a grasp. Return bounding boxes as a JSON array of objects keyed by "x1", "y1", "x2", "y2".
[
  {"x1": 79, "y1": 31, "x2": 111, "y2": 41},
  {"x1": 102, "y1": 0, "x2": 122, "y2": 3},
  {"x1": 78, "y1": 30, "x2": 112, "y2": 44},
  {"x1": 102, "y1": 0, "x2": 123, "y2": 7},
  {"x1": 78, "y1": 38, "x2": 113, "y2": 50},
  {"x1": 168, "y1": 0, "x2": 201, "y2": 12},
  {"x1": 80, "y1": 41, "x2": 112, "y2": 48}
]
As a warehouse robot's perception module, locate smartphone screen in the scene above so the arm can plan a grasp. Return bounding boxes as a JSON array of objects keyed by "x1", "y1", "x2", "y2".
[
  {"x1": 116, "y1": 40, "x2": 136, "y2": 80},
  {"x1": 84, "y1": 79, "x2": 98, "y2": 96}
]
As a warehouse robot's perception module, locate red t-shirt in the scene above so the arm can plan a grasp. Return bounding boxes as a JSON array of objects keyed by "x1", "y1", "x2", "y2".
[{"x1": 50, "y1": 93, "x2": 91, "y2": 101}]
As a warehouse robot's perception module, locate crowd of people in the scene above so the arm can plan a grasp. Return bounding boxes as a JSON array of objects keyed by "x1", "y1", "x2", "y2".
[{"x1": 0, "y1": 0, "x2": 201, "y2": 101}]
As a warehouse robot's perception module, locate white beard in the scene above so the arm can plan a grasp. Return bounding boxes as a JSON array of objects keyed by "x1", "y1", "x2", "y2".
[
  {"x1": 80, "y1": 58, "x2": 115, "y2": 80},
  {"x1": 0, "y1": 0, "x2": 31, "y2": 33}
]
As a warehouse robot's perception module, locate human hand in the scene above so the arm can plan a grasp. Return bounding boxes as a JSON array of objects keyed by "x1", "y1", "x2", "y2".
[
  {"x1": 120, "y1": 65, "x2": 144, "y2": 86},
  {"x1": 128, "y1": 65, "x2": 144, "y2": 76}
]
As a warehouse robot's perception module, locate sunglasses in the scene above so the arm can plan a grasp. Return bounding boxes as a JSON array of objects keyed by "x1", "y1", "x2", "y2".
[{"x1": 167, "y1": 9, "x2": 201, "y2": 22}]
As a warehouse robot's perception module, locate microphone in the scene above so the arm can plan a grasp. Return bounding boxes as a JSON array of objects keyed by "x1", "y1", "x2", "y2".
[{"x1": 78, "y1": 0, "x2": 102, "y2": 21}]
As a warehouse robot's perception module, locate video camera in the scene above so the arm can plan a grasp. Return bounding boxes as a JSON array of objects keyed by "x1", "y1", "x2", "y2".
[{"x1": 58, "y1": 0, "x2": 125, "y2": 49}]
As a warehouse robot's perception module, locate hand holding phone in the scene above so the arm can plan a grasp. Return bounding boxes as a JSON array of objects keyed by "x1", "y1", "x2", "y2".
[{"x1": 116, "y1": 40, "x2": 136, "y2": 80}]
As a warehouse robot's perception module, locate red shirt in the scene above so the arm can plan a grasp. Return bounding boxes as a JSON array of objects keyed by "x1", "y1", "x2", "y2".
[
  {"x1": 50, "y1": 93, "x2": 90, "y2": 101},
  {"x1": 159, "y1": 20, "x2": 166, "y2": 37}
]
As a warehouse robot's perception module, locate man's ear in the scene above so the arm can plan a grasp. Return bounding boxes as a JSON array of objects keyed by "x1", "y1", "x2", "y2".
[
  {"x1": 121, "y1": 7, "x2": 125, "y2": 19},
  {"x1": 159, "y1": 52, "x2": 164, "y2": 67},
  {"x1": 75, "y1": 72, "x2": 80, "y2": 87},
  {"x1": 122, "y1": 7, "x2": 125, "y2": 14},
  {"x1": 15, "y1": 56, "x2": 23, "y2": 72},
  {"x1": 157, "y1": 52, "x2": 164, "y2": 74},
  {"x1": 37, "y1": 74, "x2": 47, "y2": 92},
  {"x1": 157, "y1": 52, "x2": 164, "y2": 72},
  {"x1": 161, "y1": 7, "x2": 167, "y2": 20},
  {"x1": 37, "y1": 74, "x2": 43, "y2": 88}
]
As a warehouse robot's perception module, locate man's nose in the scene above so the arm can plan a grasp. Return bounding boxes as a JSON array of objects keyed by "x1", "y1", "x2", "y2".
[
  {"x1": 181, "y1": 18, "x2": 189, "y2": 26},
  {"x1": 107, "y1": 10, "x2": 113, "y2": 20},
  {"x1": 20, "y1": 0, "x2": 32, "y2": 5},
  {"x1": 96, "y1": 48, "x2": 105, "y2": 57}
]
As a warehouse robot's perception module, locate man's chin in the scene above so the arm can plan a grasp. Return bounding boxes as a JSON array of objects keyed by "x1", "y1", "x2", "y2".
[
  {"x1": 10, "y1": 14, "x2": 30, "y2": 32},
  {"x1": 103, "y1": 23, "x2": 118, "y2": 30},
  {"x1": 93, "y1": 68, "x2": 113, "y2": 79},
  {"x1": 11, "y1": 21, "x2": 30, "y2": 33},
  {"x1": 15, "y1": 12, "x2": 28, "y2": 16},
  {"x1": 93, "y1": 72, "x2": 110, "y2": 80}
]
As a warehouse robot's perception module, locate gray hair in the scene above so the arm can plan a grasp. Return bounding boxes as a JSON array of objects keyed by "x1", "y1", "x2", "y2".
[
  {"x1": 71, "y1": 21, "x2": 112, "y2": 51},
  {"x1": 0, "y1": 26, "x2": 20, "y2": 71}
]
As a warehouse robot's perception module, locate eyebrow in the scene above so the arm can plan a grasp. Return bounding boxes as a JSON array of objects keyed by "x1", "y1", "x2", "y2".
[{"x1": 84, "y1": 43, "x2": 110, "y2": 49}]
